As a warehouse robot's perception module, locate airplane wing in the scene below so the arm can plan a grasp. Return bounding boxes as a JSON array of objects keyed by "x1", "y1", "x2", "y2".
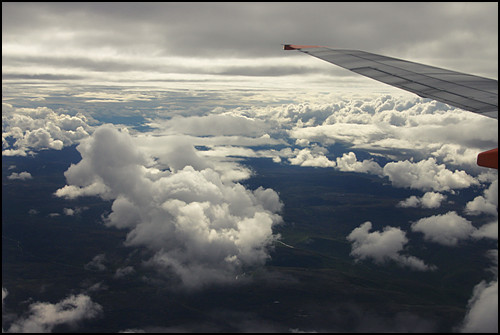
[{"x1": 284, "y1": 45, "x2": 498, "y2": 168}]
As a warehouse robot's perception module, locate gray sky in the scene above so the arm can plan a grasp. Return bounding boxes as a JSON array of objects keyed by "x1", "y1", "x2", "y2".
[{"x1": 2, "y1": 2, "x2": 498, "y2": 93}]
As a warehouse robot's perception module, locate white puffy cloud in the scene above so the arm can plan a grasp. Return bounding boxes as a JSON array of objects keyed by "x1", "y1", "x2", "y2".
[
  {"x1": 460, "y1": 250, "x2": 498, "y2": 333},
  {"x1": 397, "y1": 196, "x2": 421, "y2": 209},
  {"x1": 282, "y1": 97, "x2": 496, "y2": 178},
  {"x1": 7, "y1": 171, "x2": 33, "y2": 180},
  {"x1": 55, "y1": 182, "x2": 112, "y2": 200},
  {"x1": 431, "y1": 144, "x2": 481, "y2": 170},
  {"x1": 2, "y1": 104, "x2": 92, "y2": 156},
  {"x1": 460, "y1": 280, "x2": 498, "y2": 333},
  {"x1": 466, "y1": 197, "x2": 498, "y2": 217},
  {"x1": 55, "y1": 124, "x2": 283, "y2": 289},
  {"x1": 335, "y1": 152, "x2": 383, "y2": 175},
  {"x1": 472, "y1": 221, "x2": 498, "y2": 240},
  {"x1": 346, "y1": 221, "x2": 435, "y2": 271},
  {"x1": 288, "y1": 147, "x2": 336, "y2": 168},
  {"x1": 466, "y1": 180, "x2": 498, "y2": 216},
  {"x1": 397, "y1": 192, "x2": 447, "y2": 209},
  {"x1": 132, "y1": 133, "x2": 280, "y2": 184},
  {"x1": 382, "y1": 158, "x2": 478, "y2": 192},
  {"x1": 411, "y1": 211, "x2": 477, "y2": 246},
  {"x1": 280, "y1": 148, "x2": 385, "y2": 174},
  {"x1": 245, "y1": 97, "x2": 493, "y2": 206},
  {"x1": 137, "y1": 134, "x2": 212, "y2": 173},
  {"x1": 285, "y1": 96, "x2": 498, "y2": 186},
  {"x1": 131, "y1": 96, "x2": 494, "y2": 189},
  {"x1": 6, "y1": 294, "x2": 102, "y2": 333}
]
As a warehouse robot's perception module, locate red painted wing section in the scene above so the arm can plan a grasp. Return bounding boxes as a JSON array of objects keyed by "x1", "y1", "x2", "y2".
[{"x1": 477, "y1": 148, "x2": 498, "y2": 169}]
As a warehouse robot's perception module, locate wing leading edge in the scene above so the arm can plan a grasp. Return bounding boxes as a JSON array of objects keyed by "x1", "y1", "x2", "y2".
[{"x1": 284, "y1": 45, "x2": 498, "y2": 169}]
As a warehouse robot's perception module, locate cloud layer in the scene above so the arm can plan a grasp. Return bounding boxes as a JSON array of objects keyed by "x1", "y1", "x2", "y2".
[{"x1": 3, "y1": 3, "x2": 497, "y2": 80}]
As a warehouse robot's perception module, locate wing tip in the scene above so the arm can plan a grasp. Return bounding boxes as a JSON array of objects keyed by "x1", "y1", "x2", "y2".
[{"x1": 283, "y1": 44, "x2": 323, "y2": 50}]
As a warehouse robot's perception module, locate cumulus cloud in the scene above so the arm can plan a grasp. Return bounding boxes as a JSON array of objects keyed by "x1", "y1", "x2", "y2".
[
  {"x1": 244, "y1": 96, "x2": 493, "y2": 199},
  {"x1": 459, "y1": 250, "x2": 498, "y2": 333},
  {"x1": 138, "y1": 134, "x2": 212, "y2": 173},
  {"x1": 292, "y1": 96, "x2": 494, "y2": 140},
  {"x1": 7, "y1": 171, "x2": 33, "y2": 180},
  {"x1": 466, "y1": 197, "x2": 498, "y2": 217},
  {"x1": 346, "y1": 221, "x2": 435, "y2": 271},
  {"x1": 397, "y1": 192, "x2": 447, "y2": 209},
  {"x1": 472, "y1": 221, "x2": 498, "y2": 241},
  {"x1": 383, "y1": 158, "x2": 478, "y2": 192},
  {"x1": 465, "y1": 179, "x2": 498, "y2": 216},
  {"x1": 468, "y1": 179, "x2": 497, "y2": 241},
  {"x1": 280, "y1": 148, "x2": 385, "y2": 174},
  {"x1": 335, "y1": 152, "x2": 383, "y2": 175},
  {"x1": 411, "y1": 211, "x2": 477, "y2": 246},
  {"x1": 460, "y1": 280, "x2": 498, "y2": 333},
  {"x1": 5, "y1": 294, "x2": 102, "y2": 333},
  {"x1": 131, "y1": 96, "x2": 495, "y2": 191},
  {"x1": 55, "y1": 124, "x2": 283, "y2": 289},
  {"x1": 288, "y1": 147, "x2": 336, "y2": 168},
  {"x1": 431, "y1": 144, "x2": 483, "y2": 170},
  {"x1": 282, "y1": 96, "x2": 496, "y2": 178},
  {"x1": 2, "y1": 104, "x2": 92, "y2": 156}
]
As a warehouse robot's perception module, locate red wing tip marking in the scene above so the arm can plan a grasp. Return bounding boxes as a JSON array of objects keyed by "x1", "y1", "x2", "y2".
[
  {"x1": 477, "y1": 148, "x2": 498, "y2": 169},
  {"x1": 283, "y1": 44, "x2": 323, "y2": 50}
]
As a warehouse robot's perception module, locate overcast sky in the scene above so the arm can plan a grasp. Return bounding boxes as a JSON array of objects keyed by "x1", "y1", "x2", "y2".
[{"x1": 2, "y1": 2, "x2": 498, "y2": 96}]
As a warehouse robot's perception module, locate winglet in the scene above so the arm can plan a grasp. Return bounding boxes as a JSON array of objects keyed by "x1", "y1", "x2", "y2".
[
  {"x1": 477, "y1": 148, "x2": 498, "y2": 169},
  {"x1": 283, "y1": 44, "x2": 323, "y2": 50}
]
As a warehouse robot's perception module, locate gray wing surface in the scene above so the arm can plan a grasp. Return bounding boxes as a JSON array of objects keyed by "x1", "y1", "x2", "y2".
[{"x1": 287, "y1": 46, "x2": 498, "y2": 119}]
